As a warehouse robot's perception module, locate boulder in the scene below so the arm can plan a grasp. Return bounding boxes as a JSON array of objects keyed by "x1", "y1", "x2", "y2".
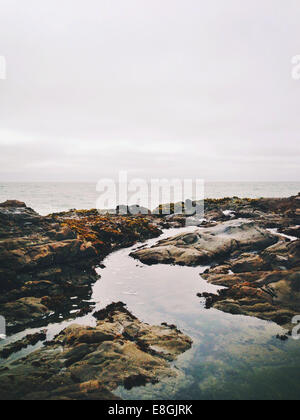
[
  {"x1": 131, "y1": 221, "x2": 278, "y2": 266},
  {"x1": 0, "y1": 200, "x2": 27, "y2": 208}
]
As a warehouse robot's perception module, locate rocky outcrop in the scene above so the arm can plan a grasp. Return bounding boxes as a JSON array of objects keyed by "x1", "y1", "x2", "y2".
[
  {"x1": 131, "y1": 195, "x2": 300, "y2": 330},
  {"x1": 0, "y1": 202, "x2": 96, "y2": 287},
  {"x1": 0, "y1": 303, "x2": 192, "y2": 400},
  {"x1": 204, "y1": 194, "x2": 300, "y2": 216},
  {"x1": 0, "y1": 262, "x2": 100, "y2": 331},
  {"x1": 199, "y1": 240, "x2": 300, "y2": 328},
  {"x1": 131, "y1": 221, "x2": 278, "y2": 266},
  {"x1": 0, "y1": 202, "x2": 162, "y2": 282},
  {"x1": 0, "y1": 201, "x2": 163, "y2": 330},
  {"x1": 153, "y1": 194, "x2": 300, "y2": 226}
]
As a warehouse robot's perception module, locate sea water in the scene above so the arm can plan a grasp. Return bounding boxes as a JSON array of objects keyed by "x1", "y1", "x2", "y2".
[{"x1": 0, "y1": 182, "x2": 299, "y2": 215}]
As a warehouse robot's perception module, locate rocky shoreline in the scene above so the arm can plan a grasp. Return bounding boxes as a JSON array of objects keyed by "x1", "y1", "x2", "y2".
[
  {"x1": 0, "y1": 194, "x2": 299, "y2": 399},
  {"x1": 132, "y1": 194, "x2": 300, "y2": 330},
  {"x1": 0, "y1": 302, "x2": 192, "y2": 400},
  {"x1": 0, "y1": 199, "x2": 194, "y2": 400},
  {"x1": 0, "y1": 200, "x2": 168, "y2": 330}
]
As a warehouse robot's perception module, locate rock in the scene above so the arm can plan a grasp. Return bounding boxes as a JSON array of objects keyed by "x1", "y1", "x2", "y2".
[
  {"x1": 0, "y1": 200, "x2": 27, "y2": 208},
  {"x1": 165, "y1": 214, "x2": 187, "y2": 228},
  {"x1": 190, "y1": 198, "x2": 300, "y2": 329},
  {"x1": 199, "y1": 239, "x2": 300, "y2": 328},
  {"x1": 0, "y1": 331, "x2": 47, "y2": 359},
  {"x1": 205, "y1": 209, "x2": 227, "y2": 221},
  {"x1": 0, "y1": 202, "x2": 162, "y2": 282},
  {"x1": 0, "y1": 303, "x2": 192, "y2": 400},
  {"x1": 276, "y1": 334, "x2": 289, "y2": 341},
  {"x1": 0, "y1": 297, "x2": 51, "y2": 328},
  {"x1": 0, "y1": 201, "x2": 164, "y2": 331},
  {"x1": 230, "y1": 253, "x2": 271, "y2": 273},
  {"x1": 131, "y1": 221, "x2": 278, "y2": 266},
  {"x1": 47, "y1": 226, "x2": 77, "y2": 241},
  {"x1": 0, "y1": 203, "x2": 96, "y2": 278},
  {"x1": 23, "y1": 381, "x2": 120, "y2": 401},
  {"x1": 203, "y1": 195, "x2": 300, "y2": 216},
  {"x1": 116, "y1": 204, "x2": 151, "y2": 216},
  {"x1": 262, "y1": 240, "x2": 300, "y2": 269},
  {"x1": 278, "y1": 226, "x2": 300, "y2": 239},
  {"x1": 0, "y1": 264, "x2": 99, "y2": 330}
]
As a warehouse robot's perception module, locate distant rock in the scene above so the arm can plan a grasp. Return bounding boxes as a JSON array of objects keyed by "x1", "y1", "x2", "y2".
[
  {"x1": 0, "y1": 200, "x2": 27, "y2": 208},
  {"x1": 116, "y1": 204, "x2": 151, "y2": 215}
]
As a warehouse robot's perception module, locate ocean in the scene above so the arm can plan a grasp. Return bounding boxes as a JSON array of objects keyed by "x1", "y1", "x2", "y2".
[{"x1": 0, "y1": 181, "x2": 299, "y2": 215}]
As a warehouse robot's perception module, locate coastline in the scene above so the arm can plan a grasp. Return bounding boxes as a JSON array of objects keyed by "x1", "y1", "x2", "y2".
[{"x1": 0, "y1": 194, "x2": 299, "y2": 400}]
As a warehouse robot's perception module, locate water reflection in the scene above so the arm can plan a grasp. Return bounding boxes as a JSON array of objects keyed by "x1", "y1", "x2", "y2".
[
  {"x1": 92, "y1": 228, "x2": 300, "y2": 400},
  {"x1": 2, "y1": 226, "x2": 300, "y2": 399}
]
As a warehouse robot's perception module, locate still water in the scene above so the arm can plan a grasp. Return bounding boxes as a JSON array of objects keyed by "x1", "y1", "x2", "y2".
[{"x1": 94, "y1": 229, "x2": 300, "y2": 401}]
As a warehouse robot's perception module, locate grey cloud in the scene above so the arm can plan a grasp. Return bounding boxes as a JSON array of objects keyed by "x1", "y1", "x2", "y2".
[{"x1": 0, "y1": 0, "x2": 299, "y2": 182}]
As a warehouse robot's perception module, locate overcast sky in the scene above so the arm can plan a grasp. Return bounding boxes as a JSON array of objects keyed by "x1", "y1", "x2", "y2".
[{"x1": 0, "y1": 0, "x2": 299, "y2": 182}]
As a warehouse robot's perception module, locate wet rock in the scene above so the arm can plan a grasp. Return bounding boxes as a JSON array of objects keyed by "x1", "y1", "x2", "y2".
[
  {"x1": 131, "y1": 221, "x2": 278, "y2": 266},
  {"x1": 51, "y1": 211, "x2": 162, "y2": 254},
  {"x1": 276, "y1": 334, "x2": 289, "y2": 341},
  {"x1": 41, "y1": 295, "x2": 70, "y2": 311},
  {"x1": 278, "y1": 226, "x2": 300, "y2": 239},
  {"x1": 205, "y1": 209, "x2": 228, "y2": 221},
  {"x1": 0, "y1": 331, "x2": 47, "y2": 359},
  {"x1": 0, "y1": 303, "x2": 192, "y2": 400},
  {"x1": 199, "y1": 239, "x2": 300, "y2": 328},
  {"x1": 204, "y1": 194, "x2": 300, "y2": 216},
  {"x1": 230, "y1": 253, "x2": 272, "y2": 273},
  {"x1": 0, "y1": 202, "x2": 97, "y2": 280},
  {"x1": 94, "y1": 301, "x2": 137, "y2": 321},
  {"x1": 0, "y1": 201, "x2": 164, "y2": 331},
  {"x1": 0, "y1": 265, "x2": 99, "y2": 330},
  {"x1": 164, "y1": 214, "x2": 187, "y2": 228},
  {"x1": 0, "y1": 200, "x2": 27, "y2": 208},
  {"x1": 0, "y1": 297, "x2": 51, "y2": 328},
  {"x1": 192, "y1": 197, "x2": 300, "y2": 329},
  {"x1": 262, "y1": 240, "x2": 300, "y2": 269}
]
